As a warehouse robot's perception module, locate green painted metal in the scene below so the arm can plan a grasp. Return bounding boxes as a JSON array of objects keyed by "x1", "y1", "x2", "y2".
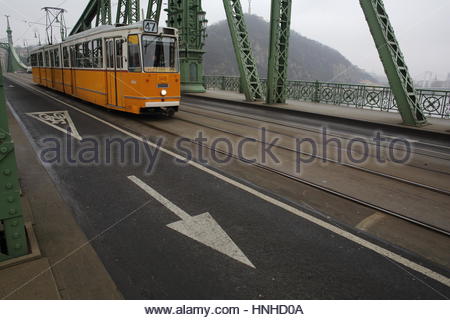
[
  {"x1": 147, "y1": 0, "x2": 163, "y2": 24},
  {"x1": 96, "y1": 0, "x2": 112, "y2": 27},
  {"x1": 360, "y1": 0, "x2": 427, "y2": 126},
  {"x1": 266, "y1": 0, "x2": 292, "y2": 104},
  {"x1": 0, "y1": 64, "x2": 29, "y2": 262},
  {"x1": 1, "y1": 17, "x2": 27, "y2": 72},
  {"x1": 116, "y1": 0, "x2": 140, "y2": 25},
  {"x1": 167, "y1": 0, "x2": 207, "y2": 93},
  {"x1": 222, "y1": 0, "x2": 263, "y2": 101},
  {"x1": 205, "y1": 75, "x2": 450, "y2": 119},
  {"x1": 71, "y1": 0, "x2": 112, "y2": 36}
]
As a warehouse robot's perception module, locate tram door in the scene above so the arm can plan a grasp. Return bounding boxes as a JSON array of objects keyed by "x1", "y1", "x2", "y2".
[
  {"x1": 48, "y1": 51, "x2": 55, "y2": 88},
  {"x1": 106, "y1": 38, "x2": 124, "y2": 108}
]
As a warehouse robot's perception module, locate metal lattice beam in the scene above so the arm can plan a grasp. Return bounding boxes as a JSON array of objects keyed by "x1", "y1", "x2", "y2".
[
  {"x1": 96, "y1": 0, "x2": 112, "y2": 27},
  {"x1": 116, "y1": 0, "x2": 140, "y2": 25},
  {"x1": 266, "y1": 0, "x2": 292, "y2": 104},
  {"x1": 167, "y1": 0, "x2": 207, "y2": 93},
  {"x1": 360, "y1": 0, "x2": 427, "y2": 126},
  {"x1": 0, "y1": 64, "x2": 29, "y2": 262},
  {"x1": 147, "y1": 0, "x2": 163, "y2": 24},
  {"x1": 71, "y1": 0, "x2": 112, "y2": 35},
  {"x1": 223, "y1": 0, "x2": 263, "y2": 101}
]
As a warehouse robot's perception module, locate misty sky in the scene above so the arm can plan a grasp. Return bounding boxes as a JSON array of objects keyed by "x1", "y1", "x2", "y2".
[{"x1": 1, "y1": 0, "x2": 449, "y2": 80}]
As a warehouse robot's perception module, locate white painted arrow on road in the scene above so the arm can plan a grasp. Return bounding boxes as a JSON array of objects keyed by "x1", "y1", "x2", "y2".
[{"x1": 128, "y1": 176, "x2": 255, "y2": 269}]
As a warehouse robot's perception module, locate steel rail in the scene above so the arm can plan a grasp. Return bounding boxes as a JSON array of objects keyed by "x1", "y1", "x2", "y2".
[
  {"x1": 181, "y1": 99, "x2": 450, "y2": 161},
  {"x1": 170, "y1": 110, "x2": 450, "y2": 196},
  {"x1": 178, "y1": 104, "x2": 450, "y2": 177},
  {"x1": 134, "y1": 118, "x2": 450, "y2": 237}
]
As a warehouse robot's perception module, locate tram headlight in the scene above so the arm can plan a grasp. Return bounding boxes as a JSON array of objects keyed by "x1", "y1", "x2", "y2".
[{"x1": 161, "y1": 89, "x2": 167, "y2": 96}]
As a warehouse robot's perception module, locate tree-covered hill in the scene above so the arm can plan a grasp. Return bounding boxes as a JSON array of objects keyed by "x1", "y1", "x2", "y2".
[{"x1": 204, "y1": 15, "x2": 376, "y2": 84}]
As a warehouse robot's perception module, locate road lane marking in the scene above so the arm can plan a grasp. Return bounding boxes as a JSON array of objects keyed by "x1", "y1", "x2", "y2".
[
  {"x1": 26, "y1": 110, "x2": 82, "y2": 141},
  {"x1": 356, "y1": 212, "x2": 386, "y2": 231},
  {"x1": 129, "y1": 175, "x2": 255, "y2": 268},
  {"x1": 7, "y1": 76, "x2": 450, "y2": 288}
]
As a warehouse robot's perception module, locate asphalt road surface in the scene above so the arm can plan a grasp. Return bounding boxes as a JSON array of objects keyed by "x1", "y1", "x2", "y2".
[{"x1": 5, "y1": 78, "x2": 450, "y2": 299}]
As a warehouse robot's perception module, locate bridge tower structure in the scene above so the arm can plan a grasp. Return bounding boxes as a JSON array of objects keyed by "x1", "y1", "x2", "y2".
[
  {"x1": 167, "y1": 0, "x2": 208, "y2": 93},
  {"x1": 0, "y1": 16, "x2": 28, "y2": 73},
  {"x1": 266, "y1": 0, "x2": 292, "y2": 104}
]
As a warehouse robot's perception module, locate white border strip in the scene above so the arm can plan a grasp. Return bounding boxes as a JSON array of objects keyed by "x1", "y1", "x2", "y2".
[{"x1": 6, "y1": 75, "x2": 450, "y2": 288}]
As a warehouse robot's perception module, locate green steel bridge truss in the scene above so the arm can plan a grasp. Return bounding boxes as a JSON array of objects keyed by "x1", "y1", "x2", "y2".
[
  {"x1": 167, "y1": 0, "x2": 208, "y2": 93},
  {"x1": 116, "y1": 0, "x2": 141, "y2": 25},
  {"x1": 0, "y1": 17, "x2": 27, "y2": 73},
  {"x1": 266, "y1": 0, "x2": 292, "y2": 105},
  {"x1": 360, "y1": 0, "x2": 427, "y2": 125},
  {"x1": 0, "y1": 64, "x2": 29, "y2": 262},
  {"x1": 147, "y1": 0, "x2": 163, "y2": 23},
  {"x1": 222, "y1": 0, "x2": 263, "y2": 101},
  {"x1": 71, "y1": 0, "x2": 112, "y2": 35}
]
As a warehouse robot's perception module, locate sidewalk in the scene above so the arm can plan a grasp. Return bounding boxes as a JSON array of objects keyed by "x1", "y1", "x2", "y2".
[
  {"x1": 0, "y1": 107, "x2": 122, "y2": 299},
  {"x1": 188, "y1": 90, "x2": 450, "y2": 136}
]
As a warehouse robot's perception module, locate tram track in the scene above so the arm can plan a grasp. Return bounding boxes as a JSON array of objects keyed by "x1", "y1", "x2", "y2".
[
  {"x1": 168, "y1": 111, "x2": 450, "y2": 196},
  {"x1": 178, "y1": 102, "x2": 450, "y2": 179},
  {"x1": 5, "y1": 74, "x2": 450, "y2": 237},
  {"x1": 181, "y1": 100, "x2": 450, "y2": 163},
  {"x1": 132, "y1": 117, "x2": 450, "y2": 237}
]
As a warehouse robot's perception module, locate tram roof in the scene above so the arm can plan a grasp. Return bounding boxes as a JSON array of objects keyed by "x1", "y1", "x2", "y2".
[{"x1": 32, "y1": 22, "x2": 177, "y2": 51}]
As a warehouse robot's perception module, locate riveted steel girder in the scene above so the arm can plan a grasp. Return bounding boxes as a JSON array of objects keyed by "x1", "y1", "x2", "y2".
[
  {"x1": 360, "y1": 0, "x2": 427, "y2": 126},
  {"x1": 266, "y1": 0, "x2": 292, "y2": 104},
  {"x1": 116, "y1": 0, "x2": 141, "y2": 25},
  {"x1": 147, "y1": 0, "x2": 163, "y2": 24},
  {"x1": 0, "y1": 64, "x2": 29, "y2": 262},
  {"x1": 223, "y1": 0, "x2": 263, "y2": 101},
  {"x1": 71, "y1": 0, "x2": 112, "y2": 35},
  {"x1": 167, "y1": 0, "x2": 207, "y2": 93}
]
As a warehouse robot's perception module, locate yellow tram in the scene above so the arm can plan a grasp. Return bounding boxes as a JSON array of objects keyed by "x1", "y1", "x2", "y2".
[{"x1": 30, "y1": 21, "x2": 180, "y2": 116}]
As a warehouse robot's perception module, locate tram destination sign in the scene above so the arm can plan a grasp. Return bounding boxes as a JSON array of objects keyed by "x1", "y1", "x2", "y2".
[{"x1": 143, "y1": 20, "x2": 158, "y2": 33}]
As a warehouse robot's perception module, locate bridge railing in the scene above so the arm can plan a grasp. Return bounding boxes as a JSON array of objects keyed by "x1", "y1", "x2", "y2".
[{"x1": 204, "y1": 75, "x2": 450, "y2": 119}]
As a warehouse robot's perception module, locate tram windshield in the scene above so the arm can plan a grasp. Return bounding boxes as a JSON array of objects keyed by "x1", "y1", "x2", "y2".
[{"x1": 142, "y1": 35, "x2": 178, "y2": 73}]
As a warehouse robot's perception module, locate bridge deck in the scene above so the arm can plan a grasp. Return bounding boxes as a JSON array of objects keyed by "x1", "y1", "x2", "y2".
[{"x1": 1, "y1": 72, "x2": 449, "y2": 299}]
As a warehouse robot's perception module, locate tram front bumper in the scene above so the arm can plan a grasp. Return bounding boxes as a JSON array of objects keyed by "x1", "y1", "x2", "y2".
[{"x1": 144, "y1": 101, "x2": 180, "y2": 108}]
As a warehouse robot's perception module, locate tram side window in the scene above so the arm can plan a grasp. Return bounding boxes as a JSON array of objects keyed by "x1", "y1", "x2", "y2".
[
  {"x1": 106, "y1": 40, "x2": 114, "y2": 68},
  {"x1": 63, "y1": 47, "x2": 70, "y2": 68},
  {"x1": 50, "y1": 50, "x2": 56, "y2": 68},
  {"x1": 75, "y1": 44, "x2": 83, "y2": 68},
  {"x1": 70, "y1": 46, "x2": 76, "y2": 68},
  {"x1": 116, "y1": 39, "x2": 124, "y2": 69},
  {"x1": 44, "y1": 51, "x2": 49, "y2": 67},
  {"x1": 83, "y1": 41, "x2": 93, "y2": 68},
  {"x1": 54, "y1": 48, "x2": 60, "y2": 68},
  {"x1": 92, "y1": 39, "x2": 103, "y2": 68},
  {"x1": 30, "y1": 54, "x2": 37, "y2": 67},
  {"x1": 38, "y1": 52, "x2": 43, "y2": 67},
  {"x1": 127, "y1": 35, "x2": 141, "y2": 72}
]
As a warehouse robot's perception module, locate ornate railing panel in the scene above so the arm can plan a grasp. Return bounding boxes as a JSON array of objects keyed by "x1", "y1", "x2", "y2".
[{"x1": 204, "y1": 75, "x2": 450, "y2": 119}]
